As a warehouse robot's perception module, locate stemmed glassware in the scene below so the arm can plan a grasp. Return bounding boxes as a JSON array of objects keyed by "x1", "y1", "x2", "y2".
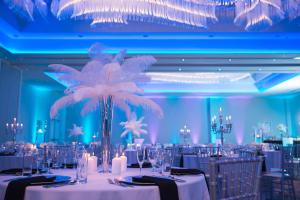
[
  {"x1": 136, "y1": 146, "x2": 145, "y2": 175},
  {"x1": 22, "y1": 146, "x2": 33, "y2": 176},
  {"x1": 148, "y1": 147, "x2": 157, "y2": 172},
  {"x1": 46, "y1": 147, "x2": 53, "y2": 174},
  {"x1": 33, "y1": 148, "x2": 43, "y2": 174},
  {"x1": 75, "y1": 145, "x2": 88, "y2": 184},
  {"x1": 156, "y1": 147, "x2": 166, "y2": 175}
]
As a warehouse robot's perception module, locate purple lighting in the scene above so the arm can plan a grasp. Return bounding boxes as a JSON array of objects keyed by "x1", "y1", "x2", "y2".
[{"x1": 148, "y1": 125, "x2": 158, "y2": 144}]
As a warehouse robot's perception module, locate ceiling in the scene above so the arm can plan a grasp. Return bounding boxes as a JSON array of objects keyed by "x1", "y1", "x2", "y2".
[
  {"x1": 0, "y1": 1, "x2": 300, "y2": 95},
  {"x1": 1, "y1": 1, "x2": 300, "y2": 34}
]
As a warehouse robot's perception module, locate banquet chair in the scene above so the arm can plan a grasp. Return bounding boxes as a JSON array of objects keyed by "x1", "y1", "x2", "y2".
[
  {"x1": 262, "y1": 146, "x2": 296, "y2": 200},
  {"x1": 172, "y1": 145, "x2": 185, "y2": 167},
  {"x1": 208, "y1": 156, "x2": 263, "y2": 200},
  {"x1": 237, "y1": 149, "x2": 257, "y2": 158}
]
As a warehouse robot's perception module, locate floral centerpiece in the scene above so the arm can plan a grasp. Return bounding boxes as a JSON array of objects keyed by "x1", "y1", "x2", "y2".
[{"x1": 49, "y1": 43, "x2": 163, "y2": 172}]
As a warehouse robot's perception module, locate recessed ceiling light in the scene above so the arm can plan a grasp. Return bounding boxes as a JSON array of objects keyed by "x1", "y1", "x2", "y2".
[
  {"x1": 294, "y1": 57, "x2": 300, "y2": 60},
  {"x1": 181, "y1": 58, "x2": 185, "y2": 62}
]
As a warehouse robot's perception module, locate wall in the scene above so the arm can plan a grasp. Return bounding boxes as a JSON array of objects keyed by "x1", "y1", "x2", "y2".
[
  {"x1": 1, "y1": 71, "x2": 298, "y2": 145},
  {"x1": 62, "y1": 97, "x2": 209, "y2": 145},
  {"x1": 19, "y1": 83, "x2": 65, "y2": 143},
  {"x1": 0, "y1": 60, "x2": 22, "y2": 144},
  {"x1": 57, "y1": 95, "x2": 289, "y2": 145},
  {"x1": 287, "y1": 93, "x2": 300, "y2": 137},
  {"x1": 210, "y1": 96, "x2": 288, "y2": 144}
]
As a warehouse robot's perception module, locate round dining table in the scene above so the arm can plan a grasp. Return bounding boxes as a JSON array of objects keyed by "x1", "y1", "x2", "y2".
[
  {"x1": 0, "y1": 156, "x2": 33, "y2": 171},
  {"x1": 125, "y1": 149, "x2": 137, "y2": 165},
  {"x1": 0, "y1": 168, "x2": 210, "y2": 200}
]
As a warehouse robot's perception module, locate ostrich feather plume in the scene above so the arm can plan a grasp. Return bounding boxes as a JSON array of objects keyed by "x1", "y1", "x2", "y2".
[{"x1": 49, "y1": 43, "x2": 163, "y2": 119}]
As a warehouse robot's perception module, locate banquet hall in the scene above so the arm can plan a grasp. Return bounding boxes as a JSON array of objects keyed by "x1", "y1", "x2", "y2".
[{"x1": 0, "y1": 0, "x2": 300, "y2": 200}]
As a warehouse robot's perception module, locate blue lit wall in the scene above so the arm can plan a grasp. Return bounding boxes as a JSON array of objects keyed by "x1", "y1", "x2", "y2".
[
  {"x1": 41, "y1": 94, "x2": 294, "y2": 145},
  {"x1": 1, "y1": 77, "x2": 299, "y2": 145},
  {"x1": 0, "y1": 60, "x2": 21, "y2": 144},
  {"x1": 19, "y1": 83, "x2": 66, "y2": 143},
  {"x1": 287, "y1": 93, "x2": 300, "y2": 137},
  {"x1": 210, "y1": 96, "x2": 289, "y2": 144},
  {"x1": 60, "y1": 97, "x2": 209, "y2": 145}
]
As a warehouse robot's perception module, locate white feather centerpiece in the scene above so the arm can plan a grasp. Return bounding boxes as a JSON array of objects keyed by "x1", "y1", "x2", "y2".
[
  {"x1": 69, "y1": 124, "x2": 84, "y2": 136},
  {"x1": 120, "y1": 113, "x2": 148, "y2": 145},
  {"x1": 49, "y1": 43, "x2": 163, "y2": 172}
]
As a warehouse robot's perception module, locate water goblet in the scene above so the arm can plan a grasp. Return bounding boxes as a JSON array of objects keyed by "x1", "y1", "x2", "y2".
[
  {"x1": 148, "y1": 148, "x2": 157, "y2": 172},
  {"x1": 136, "y1": 146, "x2": 145, "y2": 175}
]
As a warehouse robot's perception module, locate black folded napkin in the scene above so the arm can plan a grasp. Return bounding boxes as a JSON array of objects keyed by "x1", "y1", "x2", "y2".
[
  {"x1": 0, "y1": 152, "x2": 15, "y2": 156},
  {"x1": 132, "y1": 176, "x2": 179, "y2": 200},
  {"x1": 179, "y1": 154, "x2": 184, "y2": 168},
  {"x1": 210, "y1": 154, "x2": 222, "y2": 158},
  {"x1": 262, "y1": 156, "x2": 267, "y2": 172},
  {"x1": 61, "y1": 163, "x2": 77, "y2": 169},
  {"x1": 170, "y1": 167, "x2": 204, "y2": 176},
  {"x1": 128, "y1": 162, "x2": 152, "y2": 168},
  {"x1": 171, "y1": 167, "x2": 208, "y2": 190},
  {"x1": 0, "y1": 168, "x2": 38, "y2": 175},
  {"x1": 5, "y1": 176, "x2": 56, "y2": 200}
]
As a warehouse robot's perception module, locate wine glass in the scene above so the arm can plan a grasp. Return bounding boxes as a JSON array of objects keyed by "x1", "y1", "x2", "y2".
[
  {"x1": 136, "y1": 146, "x2": 145, "y2": 175},
  {"x1": 148, "y1": 148, "x2": 157, "y2": 172},
  {"x1": 46, "y1": 147, "x2": 53, "y2": 174},
  {"x1": 33, "y1": 148, "x2": 43, "y2": 174}
]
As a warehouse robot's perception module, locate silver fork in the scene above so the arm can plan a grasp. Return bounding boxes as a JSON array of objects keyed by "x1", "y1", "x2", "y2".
[
  {"x1": 114, "y1": 178, "x2": 134, "y2": 188},
  {"x1": 107, "y1": 178, "x2": 125, "y2": 187}
]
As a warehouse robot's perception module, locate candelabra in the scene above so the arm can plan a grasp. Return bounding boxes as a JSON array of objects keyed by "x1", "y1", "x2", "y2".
[
  {"x1": 179, "y1": 125, "x2": 191, "y2": 145},
  {"x1": 211, "y1": 107, "x2": 232, "y2": 145},
  {"x1": 5, "y1": 117, "x2": 23, "y2": 143}
]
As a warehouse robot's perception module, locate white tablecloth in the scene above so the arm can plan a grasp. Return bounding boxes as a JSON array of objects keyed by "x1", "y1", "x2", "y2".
[
  {"x1": 0, "y1": 168, "x2": 209, "y2": 200},
  {"x1": 0, "y1": 156, "x2": 33, "y2": 171}
]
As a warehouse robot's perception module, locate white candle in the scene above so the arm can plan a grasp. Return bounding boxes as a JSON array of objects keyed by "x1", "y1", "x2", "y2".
[
  {"x1": 88, "y1": 155, "x2": 98, "y2": 174},
  {"x1": 112, "y1": 154, "x2": 121, "y2": 175},
  {"x1": 120, "y1": 153, "x2": 127, "y2": 173}
]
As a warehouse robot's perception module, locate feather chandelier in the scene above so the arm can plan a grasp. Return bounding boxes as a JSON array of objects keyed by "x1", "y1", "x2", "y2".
[
  {"x1": 234, "y1": 0, "x2": 284, "y2": 31},
  {"x1": 3, "y1": 0, "x2": 300, "y2": 30},
  {"x1": 52, "y1": 0, "x2": 217, "y2": 28},
  {"x1": 284, "y1": 0, "x2": 300, "y2": 20},
  {"x1": 4, "y1": 0, "x2": 48, "y2": 21}
]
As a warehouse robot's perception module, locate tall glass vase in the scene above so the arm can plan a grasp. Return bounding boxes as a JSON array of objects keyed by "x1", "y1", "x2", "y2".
[{"x1": 100, "y1": 96, "x2": 113, "y2": 173}]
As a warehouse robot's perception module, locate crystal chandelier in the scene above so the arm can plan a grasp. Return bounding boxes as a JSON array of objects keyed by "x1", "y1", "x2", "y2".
[
  {"x1": 53, "y1": 0, "x2": 218, "y2": 28},
  {"x1": 234, "y1": 0, "x2": 284, "y2": 31}
]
